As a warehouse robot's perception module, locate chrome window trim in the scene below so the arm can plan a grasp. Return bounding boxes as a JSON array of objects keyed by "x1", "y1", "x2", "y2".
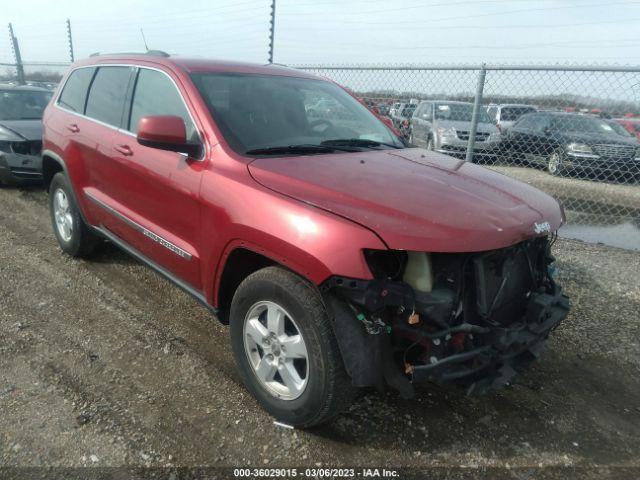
[
  {"x1": 86, "y1": 191, "x2": 192, "y2": 260},
  {"x1": 54, "y1": 63, "x2": 205, "y2": 159}
]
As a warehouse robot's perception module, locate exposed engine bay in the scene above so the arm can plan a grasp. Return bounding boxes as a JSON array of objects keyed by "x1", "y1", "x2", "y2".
[{"x1": 322, "y1": 235, "x2": 570, "y2": 397}]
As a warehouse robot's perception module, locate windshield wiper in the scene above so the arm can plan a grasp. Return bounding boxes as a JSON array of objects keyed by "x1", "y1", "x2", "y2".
[
  {"x1": 245, "y1": 144, "x2": 359, "y2": 155},
  {"x1": 320, "y1": 138, "x2": 402, "y2": 149}
]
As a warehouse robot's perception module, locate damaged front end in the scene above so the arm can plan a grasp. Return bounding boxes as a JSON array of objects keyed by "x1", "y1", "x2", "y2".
[{"x1": 322, "y1": 235, "x2": 569, "y2": 397}]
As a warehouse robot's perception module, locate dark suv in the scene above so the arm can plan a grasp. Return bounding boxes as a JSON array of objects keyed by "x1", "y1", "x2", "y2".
[
  {"x1": 0, "y1": 84, "x2": 52, "y2": 185},
  {"x1": 505, "y1": 112, "x2": 640, "y2": 177},
  {"x1": 42, "y1": 53, "x2": 569, "y2": 427}
]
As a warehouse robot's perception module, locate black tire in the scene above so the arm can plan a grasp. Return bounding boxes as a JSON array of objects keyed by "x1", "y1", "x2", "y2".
[
  {"x1": 230, "y1": 266, "x2": 355, "y2": 428},
  {"x1": 49, "y1": 172, "x2": 99, "y2": 257},
  {"x1": 426, "y1": 136, "x2": 434, "y2": 151}
]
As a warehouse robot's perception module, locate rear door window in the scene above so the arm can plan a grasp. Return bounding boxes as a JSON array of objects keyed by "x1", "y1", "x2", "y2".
[
  {"x1": 58, "y1": 67, "x2": 95, "y2": 113},
  {"x1": 501, "y1": 107, "x2": 536, "y2": 121},
  {"x1": 85, "y1": 66, "x2": 133, "y2": 127},
  {"x1": 513, "y1": 114, "x2": 538, "y2": 130},
  {"x1": 128, "y1": 68, "x2": 197, "y2": 142}
]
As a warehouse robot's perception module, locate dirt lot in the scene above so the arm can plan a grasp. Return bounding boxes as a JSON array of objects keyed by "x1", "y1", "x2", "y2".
[{"x1": 1, "y1": 185, "x2": 639, "y2": 479}]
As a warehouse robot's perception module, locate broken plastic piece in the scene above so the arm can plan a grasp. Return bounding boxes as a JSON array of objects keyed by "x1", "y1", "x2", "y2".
[{"x1": 273, "y1": 421, "x2": 294, "y2": 429}]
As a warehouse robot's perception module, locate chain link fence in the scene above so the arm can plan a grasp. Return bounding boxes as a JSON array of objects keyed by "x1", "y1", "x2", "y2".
[
  {"x1": 298, "y1": 64, "x2": 640, "y2": 250},
  {"x1": 1, "y1": 59, "x2": 639, "y2": 250}
]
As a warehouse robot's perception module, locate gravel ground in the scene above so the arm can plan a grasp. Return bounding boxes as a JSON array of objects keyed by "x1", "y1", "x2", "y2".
[
  {"x1": 1, "y1": 185, "x2": 639, "y2": 479},
  {"x1": 489, "y1": 165, "x2": 640, "y2": 211}
]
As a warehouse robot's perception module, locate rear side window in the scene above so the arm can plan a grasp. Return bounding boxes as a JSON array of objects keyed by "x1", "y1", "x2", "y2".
[
  {"x1": 514, "y1": 114, "x2": 538, "y2": 130},
  {"x1": 128, "y1": 69, "x2": 197, "y2": 141},
  {"x1": 85, "y1": 66, "x2": 132, "y2": 127},
  {"x1": 501, "y1": 107, "x2": 536, "y2": 121},
  {"x1": 58, "y1": 68, "x2": 95, "y2": 113}
]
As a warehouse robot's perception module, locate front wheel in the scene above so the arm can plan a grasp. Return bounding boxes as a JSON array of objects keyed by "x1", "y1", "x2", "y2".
[
  {"x1": 426, "y1": 136, "x2": 434, "y2": 151},
  {"x1": 230, "y1": 266, "x2": 354, "y2": 428},
  {"x1": 547, "y1": 150, "x2": 565, "y2": 176}
]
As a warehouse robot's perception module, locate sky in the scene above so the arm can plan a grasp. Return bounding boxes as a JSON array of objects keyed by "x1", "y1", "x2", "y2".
[{"x1": 3, "y1": 0, "x2": 640, "y2": 68}]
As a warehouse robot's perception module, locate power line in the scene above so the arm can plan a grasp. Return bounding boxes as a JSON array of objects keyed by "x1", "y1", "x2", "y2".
[
  {"x1": 280, "y1": 0, "x2": 606, "y2": 16},
  {"x1": 279, "y1": 16, "x2": 640, "y2": 32},
  {"x1": 279, "y1": 0, "x2": 640, "y2": 25}
]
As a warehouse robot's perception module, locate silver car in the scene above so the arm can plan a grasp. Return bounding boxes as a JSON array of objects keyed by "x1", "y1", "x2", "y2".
[
  {"x1": 0, "y1": 84, "x2": 52, "y2": 185},
  {"x1": 487, "y1": 103, "x2": 537, "y2": 133},
  {"x1": 409, "y1": 100, "x2": 501, "y2": 160}
]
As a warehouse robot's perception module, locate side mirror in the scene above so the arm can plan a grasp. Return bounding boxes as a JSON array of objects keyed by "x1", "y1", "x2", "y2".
[{"x1": 137, "y1": 115, "x2": 201, "y2": 157}]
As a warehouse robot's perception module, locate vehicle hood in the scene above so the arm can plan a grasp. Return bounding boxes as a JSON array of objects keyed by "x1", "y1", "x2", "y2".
[
  {"x1": 435, "y1": 119, "x2": 499, "y2": 134},
  {"x1": 0, "y1": 120, "x2": 43, "y2": 141},
  {"x1": 248, "y1": 148, "x2": 564, "y2": 252}
]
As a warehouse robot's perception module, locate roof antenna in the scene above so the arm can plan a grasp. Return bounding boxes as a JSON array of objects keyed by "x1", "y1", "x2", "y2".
[{"x1": 140, "y1": 28, "x2": 149, "y2": 51}]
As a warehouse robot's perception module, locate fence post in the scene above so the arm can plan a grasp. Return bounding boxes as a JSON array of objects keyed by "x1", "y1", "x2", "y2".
[
  {"x1": 465, "y1": 64, "x2": 487, "y2": 162},
  {"x1": 268, "y1": 0, "x2": 276, "y2": 63},
  {"x1": 66, "y1": 19, "x2": 74, "y2": 63},
  {"x1": 8, "y1": 23, "x2": 25, "y2": 85}
]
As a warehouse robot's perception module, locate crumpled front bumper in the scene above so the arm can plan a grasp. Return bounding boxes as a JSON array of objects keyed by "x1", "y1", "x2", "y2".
[
  {"x1": 323, "y1": 238, "x2": 570, "y2": 397},
  {"x1": 0, "y1": 152, "x2": 43, "y2": 185},
  {"x1": 409, "y1": 285, "x2": 569, "y2": 392}
]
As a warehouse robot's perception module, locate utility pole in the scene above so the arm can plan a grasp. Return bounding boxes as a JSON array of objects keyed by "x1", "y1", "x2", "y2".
[
  {"x1": 66, "y1": 18, "x2": 74, "y2": 62},
  {"x1": 8, "y1": 23, "x2": 25, "y2": 85},
  {"x1": 268, "y1": 0, "x2": 276, "y2": 64}
]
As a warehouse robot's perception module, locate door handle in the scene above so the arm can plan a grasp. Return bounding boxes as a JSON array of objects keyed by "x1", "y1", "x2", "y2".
[
  {"x1": 114, "y1": 144, "x2": 133, "y2": 156},
  {"x1": 67, "y1": 123, "x2": 80, "y2": 133}
]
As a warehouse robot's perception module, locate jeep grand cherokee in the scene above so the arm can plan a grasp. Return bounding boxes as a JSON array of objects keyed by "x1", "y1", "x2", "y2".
[{"x1": 42, "y1": 53, "x2": 569, "y2": 427}]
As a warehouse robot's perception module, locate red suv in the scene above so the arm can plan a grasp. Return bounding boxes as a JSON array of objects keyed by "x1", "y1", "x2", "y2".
[{"x1": 42, "y1": 53, "x2": 569, "y2": 427}]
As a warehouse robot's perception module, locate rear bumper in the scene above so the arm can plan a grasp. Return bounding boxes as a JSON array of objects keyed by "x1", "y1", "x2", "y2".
[{"x1": 0, "y1": 152, "x2": 43, "y2": 185}]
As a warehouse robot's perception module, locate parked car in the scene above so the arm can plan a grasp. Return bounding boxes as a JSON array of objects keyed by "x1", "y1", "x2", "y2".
[
  {"x1": 390, "y1": 102, "x2": 416, "y2": 129},
  {"x1": 0, "y1": 84, "x2": 52, "y2": 185},
  {"x1": 505, "y1": 112, "x2": 640, "y2": 176},
  {"x1": 409, "y1": 100, "x2": 501, "y2": 161},
  {"x1": 377, "y1": 104, "x2": 390, "y2": 116},
  {"x1": 43, "y1": 53, "x2": 569, "y2": 427},
  {"x1": 389, "y1": 101, "x2": 402, "y2": 117},
  {"x1": 613, "y1": 118, "x2": 640, "y2": 142},
  {"x1": 486, "y1": 104, "x2": 537, "y2": 133}
]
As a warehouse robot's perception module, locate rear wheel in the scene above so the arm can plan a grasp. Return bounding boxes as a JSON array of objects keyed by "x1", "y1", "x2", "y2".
[
  {"x1": 230, "y1": 266, "x2": 354, "y2": 427},
  {"x1": 49, "y1": 172, "x2": 99, "y2": 257}
]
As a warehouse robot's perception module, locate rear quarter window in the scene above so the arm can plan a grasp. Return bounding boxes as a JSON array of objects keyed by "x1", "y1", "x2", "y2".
[
  {"x1": 85, "y1": 66, "x2": 133, "y2": 127},
  {"x1": 58, "y1": 67, "x2": 95, "y2": 113}
]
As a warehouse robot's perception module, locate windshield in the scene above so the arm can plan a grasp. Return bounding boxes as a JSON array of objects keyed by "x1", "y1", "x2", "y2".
[
  {"x1": 434, "y1": 103, "x2": 492, "y2": 123},
  {"x1": 0, "y1": 90, "x2": 52, "y2": 120},
  {"x1": 190, "y1": 73, "x2": 403, "y2": 154},
  {"x1": 551, "y1": 116, "x2": 624, "y2": 136}
]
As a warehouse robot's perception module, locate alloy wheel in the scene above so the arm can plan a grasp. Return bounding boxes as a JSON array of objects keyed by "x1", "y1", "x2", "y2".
[
  {"x1": 53, "y1": 188, "x2": 74, "y2": 242},
  {"x1": 243, "y1": 301, "x2": 309, "y2": 400},
  {"x1": 548, "y1": 152, "x2": 561, "y2": 174}
]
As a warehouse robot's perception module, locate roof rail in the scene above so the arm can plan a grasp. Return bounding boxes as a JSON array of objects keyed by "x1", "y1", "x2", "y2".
[{"x1": 89, "y1": 50, "x2": 170, "y2": 58}]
